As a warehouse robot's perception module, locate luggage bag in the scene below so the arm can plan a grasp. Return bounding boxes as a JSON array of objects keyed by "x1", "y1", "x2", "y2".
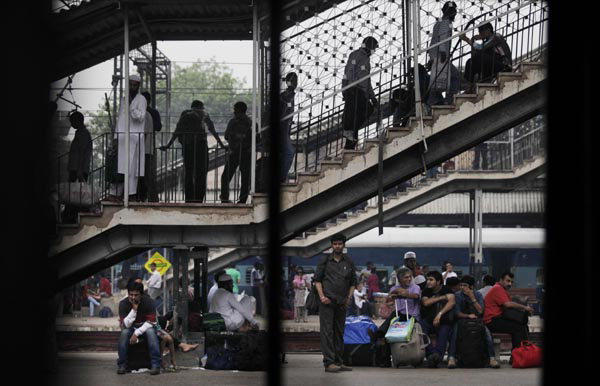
[
  {"x1": 456, "y1": 318, "x2": 488, "y2": 368},
  {"x1": 389, "y1": 300, "x2": 430, "y2": 367},
  {"x1": 342, "y1": 316, "x2": 378, "y2": 366}
]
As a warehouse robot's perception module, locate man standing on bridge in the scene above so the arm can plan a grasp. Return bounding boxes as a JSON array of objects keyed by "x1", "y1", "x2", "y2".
[
  {"x1": 341, "y1": 36, "x2": 379, "y2": 150},
  {"x1": 314, "y1": 233, "x2": 358, "y2": 373}
]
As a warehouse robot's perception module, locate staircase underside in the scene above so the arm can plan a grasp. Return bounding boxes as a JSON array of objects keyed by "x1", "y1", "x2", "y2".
[
  {"x1": 206, "y1": 156, "x2": 546, "y2": 272},
  {"x1": 277, "y1": 74, "x2": 547, "y2": 243},
  {"x1": 51, "y1": 65, "x2": 546, "y2": 289},
  {"x1": 50, "y1": 0, "x2": 339, "y2": 81}
]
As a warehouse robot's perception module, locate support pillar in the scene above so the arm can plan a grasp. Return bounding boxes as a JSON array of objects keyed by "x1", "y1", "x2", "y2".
[
  {"x1": 123, "y1": 4, "x2": 131, "y2": 207},
  {"x1": 469, "y1": 189, "x2": 484, "y2": 284},
  {"x1": 190, "y1": 247, "x2": 208, "y2": 313}
]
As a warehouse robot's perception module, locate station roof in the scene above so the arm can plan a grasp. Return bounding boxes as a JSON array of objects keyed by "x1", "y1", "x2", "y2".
[{"x1": 49, "y1": 0, "x2": 338, "y2": 81}]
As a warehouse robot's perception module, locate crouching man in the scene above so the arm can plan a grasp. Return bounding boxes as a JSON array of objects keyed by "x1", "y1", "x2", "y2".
[
  {"x1": 117, "y1": 281, "x2": 161, "y2": 375},
  {"x1": 210, "y1": 274, "x2": 260, "y2": 332}
]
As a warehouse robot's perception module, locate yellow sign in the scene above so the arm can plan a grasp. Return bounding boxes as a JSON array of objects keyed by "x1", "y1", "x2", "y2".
[{"x1": 144, "y1": 252, "x2": 172, "y2": 276}]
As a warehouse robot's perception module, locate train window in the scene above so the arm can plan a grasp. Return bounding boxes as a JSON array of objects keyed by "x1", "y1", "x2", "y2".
[
  {"x1": 536, "y1": 268, "x2": 544, "y2": 285},
  {"x1": 245, "y1": 268, "x2": 252, "y2": 284}
]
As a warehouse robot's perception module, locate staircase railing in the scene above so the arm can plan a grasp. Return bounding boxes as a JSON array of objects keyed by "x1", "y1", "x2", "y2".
[
  {"x1": 306, "y1": 114, "x2": 545, "y2": 233},
  {"x1": 279, "y1": 0, "x2": 547, "y2": 177}
]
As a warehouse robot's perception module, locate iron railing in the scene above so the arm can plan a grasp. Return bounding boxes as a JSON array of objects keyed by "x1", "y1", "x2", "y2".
[{"x1": 308, "y1": 114, "x2": 546, "y2": 233}]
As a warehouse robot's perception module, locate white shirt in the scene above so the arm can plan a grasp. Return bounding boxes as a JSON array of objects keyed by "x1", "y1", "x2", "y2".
[
  {"x1": 207, "y1": 283, "x2": 219, "y2": 306},
  {"x1": 443, "y1": 271, "x2": 458, "y2": 285},
  {"x1": 210, "y1": 288, "x2": 258, "y2": 331},
  {"x1": 147, "y1": 270, "x2": 162, "y2": 289},
  {"x1": 478, "y1": 285, "x2": 493, "y2": 299},
  {"x1": 353, "y1": 287, "x2": 367, "y2": 309}
]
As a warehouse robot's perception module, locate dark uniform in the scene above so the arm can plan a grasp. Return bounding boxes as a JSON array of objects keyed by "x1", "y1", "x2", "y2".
[
  {"x1": 313, "y1": 253, "x2": 358, "y2": 368},
  {"x1": 174, "y1": 108, "x2": 209, "y2": 202},
  {"x1": 220, "y1": 112, "x2": 252, "y2": 203}
]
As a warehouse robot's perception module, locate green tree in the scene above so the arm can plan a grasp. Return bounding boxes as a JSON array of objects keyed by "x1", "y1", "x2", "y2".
[{"x1": 166, "y1": 59, "x2": 249, "y2": 133}]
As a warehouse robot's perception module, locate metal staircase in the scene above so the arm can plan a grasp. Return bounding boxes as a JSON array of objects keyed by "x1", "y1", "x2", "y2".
[{"x1": 49, "y1": 0, "x2": 548, "y2": 289}]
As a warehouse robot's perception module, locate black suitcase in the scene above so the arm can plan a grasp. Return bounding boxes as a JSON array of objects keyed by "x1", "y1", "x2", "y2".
[
  {"x1": 235, "y1": 331, "x2": 268, "y2": 371},
  {"x1": 126, "y1": 335, "x2": 152, "y2": 371},
  {"x1": 456, "y1": 319, "x2": 488, "y2": 368},
  {"x1": 343, "y1": 343, "x2": 374, "y2": 366}
]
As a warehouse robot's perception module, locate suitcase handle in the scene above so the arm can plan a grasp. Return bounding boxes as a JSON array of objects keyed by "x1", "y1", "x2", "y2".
[{"x1": 419, "y1": 333, "x2": 431, "y2": 348}]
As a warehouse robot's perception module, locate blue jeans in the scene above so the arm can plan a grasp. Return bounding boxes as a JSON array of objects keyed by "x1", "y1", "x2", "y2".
[
  {"x1": 280, "y1": 137, "x2": 295, "y2": 182},
  {"x1": 88, "y1": 296, "x2": 100, "y2": 316},
  {"x1": 448, "y1": 321, "x2": 495, "y2": 358},
  {"x1": 117, "y1": 327, "x2": 162, "y2": 369},
  {"x1": 420, "y1": 319, "x2": 452, "y2": 357}
]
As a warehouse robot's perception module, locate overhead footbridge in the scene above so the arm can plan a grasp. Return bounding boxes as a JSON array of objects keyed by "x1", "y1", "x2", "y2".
[{"x1": 49, "y1": 0, "x2": 548, "y2": 288}]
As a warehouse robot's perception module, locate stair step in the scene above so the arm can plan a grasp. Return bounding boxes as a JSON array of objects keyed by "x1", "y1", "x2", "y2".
[
  {"x1": 476, "y1": 83, "x2": 498, "y2": 93},
  {"x1": 431, "y1": 104, "x2": 456, "y2": 111},
  {"x1": 387, "y1": 126, "x2": 411, "y2": 132}
]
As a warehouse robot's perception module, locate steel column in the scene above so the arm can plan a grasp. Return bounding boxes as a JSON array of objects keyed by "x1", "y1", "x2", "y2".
[
  {"x1": 251, "y1": 1, "x2": 258, "y2": 195},
  {"x1": 123, "y1": 5, "x2": 130, "y2": 207}
]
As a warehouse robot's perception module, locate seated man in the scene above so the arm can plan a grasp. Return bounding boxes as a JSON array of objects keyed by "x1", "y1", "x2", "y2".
[
  {"x1": 117, "y1": 281, "x2": 161, "y2": 375},
  {"x1": 368, "y1": 267, "x2": 421, "y2": 341},
  {"x1": 460, "y1": 22, "x2": 512, "y2": 87},
  {"x1": 484, "y1": 272, "x2": 533, "y2": 358},
  {"x1": 420, "y1": 271, "x2": 455, "y2": 368},
  {"x1": 447, "y1": 275, "x2": 500, "y2": 369},
  {"x1": 210, "y1": 274, "x2": 259, "y2": 332},
  {"x1": 155, "y1": 311, "x2": 199, "y2": 369}
]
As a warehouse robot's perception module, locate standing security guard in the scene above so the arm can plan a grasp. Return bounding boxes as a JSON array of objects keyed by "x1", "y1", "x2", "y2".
[{"x1": 314, "y1": 233, "x2": 358, "y2": 372}]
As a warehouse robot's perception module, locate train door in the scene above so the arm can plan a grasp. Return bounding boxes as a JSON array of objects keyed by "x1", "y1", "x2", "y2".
[{"x1": 489, "y1": 249, "x2": 513, "y2": 281}]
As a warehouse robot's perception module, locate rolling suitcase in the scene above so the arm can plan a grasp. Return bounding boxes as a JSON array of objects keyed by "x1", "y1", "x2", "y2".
[
  {"x1": 342, "y1": 316, "x2": 377, "y2": 366},
  {"x1": 456, "y1": 318, "x2": 488, "y2": 368},
  {"x1": 389, "y1": 300, "x2": 430, "y2": 367}
]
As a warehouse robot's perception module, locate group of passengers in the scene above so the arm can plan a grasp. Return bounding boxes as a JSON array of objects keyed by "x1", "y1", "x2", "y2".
[
  {"x1": 366, "y1": 258, "x2": 533, "y2": 368},
  {"x1": 116, "y1": 267, "x2": 259, "y2": 375}
]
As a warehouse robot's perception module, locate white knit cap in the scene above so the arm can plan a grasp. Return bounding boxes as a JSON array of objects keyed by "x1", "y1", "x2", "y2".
[
  {"x1": 404, "y1": 251, "x2": 416, "y2": 260},
  {"x1": 129, "y1": 74, "x2": 141, "y2": 83}
]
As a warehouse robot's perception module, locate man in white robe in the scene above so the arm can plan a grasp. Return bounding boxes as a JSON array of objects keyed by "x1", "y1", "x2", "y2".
[{"x1": 112, "y1": 74, "x2": 146, "y2": 198}]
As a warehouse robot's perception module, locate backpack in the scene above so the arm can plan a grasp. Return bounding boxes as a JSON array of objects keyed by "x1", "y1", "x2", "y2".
[
  {"x1": 176, "y1": 109, "x2": 205, "y2": 144},
  {"x1": 202, "y1": 312, "x2": 226, "y2": 332},
  {"x1": 98, "y1": 306, "x2": 113, "y2": 318}
]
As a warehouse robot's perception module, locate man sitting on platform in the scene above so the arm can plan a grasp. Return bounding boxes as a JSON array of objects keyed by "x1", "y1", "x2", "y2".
[
  {"x1": 484, "y1": 272, "x2": 533, "y2": 358},
  {"x1": 420, "y1": 270, "x2": 456, "y2": 368},
  {"x1": 117, "y1": 281, "x2": 161, "y2": 375},
  {"x1": 210, "y1": 274, "x2": 259, "y2": 332},
  {"x1": 368, "y1": 267, "x2": 421, "y2": 341}
]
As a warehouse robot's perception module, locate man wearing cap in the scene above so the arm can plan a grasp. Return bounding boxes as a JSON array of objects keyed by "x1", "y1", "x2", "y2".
[
  {"x1": 314, "y1": 233, "x2": 358, "y2": 373},
  {"x1": 401, "y1": 251, "x2": 418, "y2": 275},
  {"x1": 210, "y1": 273, "x2": 259, "y2": 332},
  {"x1": 111, "y1": 74, "x2": 146, "y2": 200},
  {"x1": 341, "y1": 36, "x2": 379, "y2": 150}
]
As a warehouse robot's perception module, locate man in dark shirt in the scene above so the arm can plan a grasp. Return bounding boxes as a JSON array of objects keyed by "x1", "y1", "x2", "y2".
[
  {"x1": 461, "y1": 22, "x2": 512, "y2": 86},
  {"x1": 341, "y1": 36, "x2": 379, "y2": 150},
  {"x1": 67, "y1": 111, "x2": 92, "y2": 182},
  {"x1": 160, "y1": 100, "x2": 226, "y2": 202},
  {"x1": 220, "y1": 101, "x2": 252, "y2": 204},
  {"x1": 280, "y1": 72, "x2": 297, "y2": 182},
  {"x1": 117, "y1": 281, "x2": 161, "y2": 375},
  {"x1": 314, "y1": 233, "x2": 358, "y2": 373},
  {"x1": 420, "y1": 270, "x2": 456, "y2": 368}
]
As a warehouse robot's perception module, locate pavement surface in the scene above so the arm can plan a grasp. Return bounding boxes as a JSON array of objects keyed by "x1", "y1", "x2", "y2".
[{"x1": 48, "y1": 352, "x2": 541, "y2": 386}]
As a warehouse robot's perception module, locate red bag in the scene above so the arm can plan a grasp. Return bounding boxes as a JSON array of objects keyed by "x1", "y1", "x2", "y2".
[{"x1": 511, "y1": 340, "x2": 543, "y2": 368}]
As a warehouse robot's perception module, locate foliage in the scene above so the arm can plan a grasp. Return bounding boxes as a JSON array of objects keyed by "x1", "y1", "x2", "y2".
[{"x1": 161, "y1": 59, "x2": 249, "y2": 132}]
